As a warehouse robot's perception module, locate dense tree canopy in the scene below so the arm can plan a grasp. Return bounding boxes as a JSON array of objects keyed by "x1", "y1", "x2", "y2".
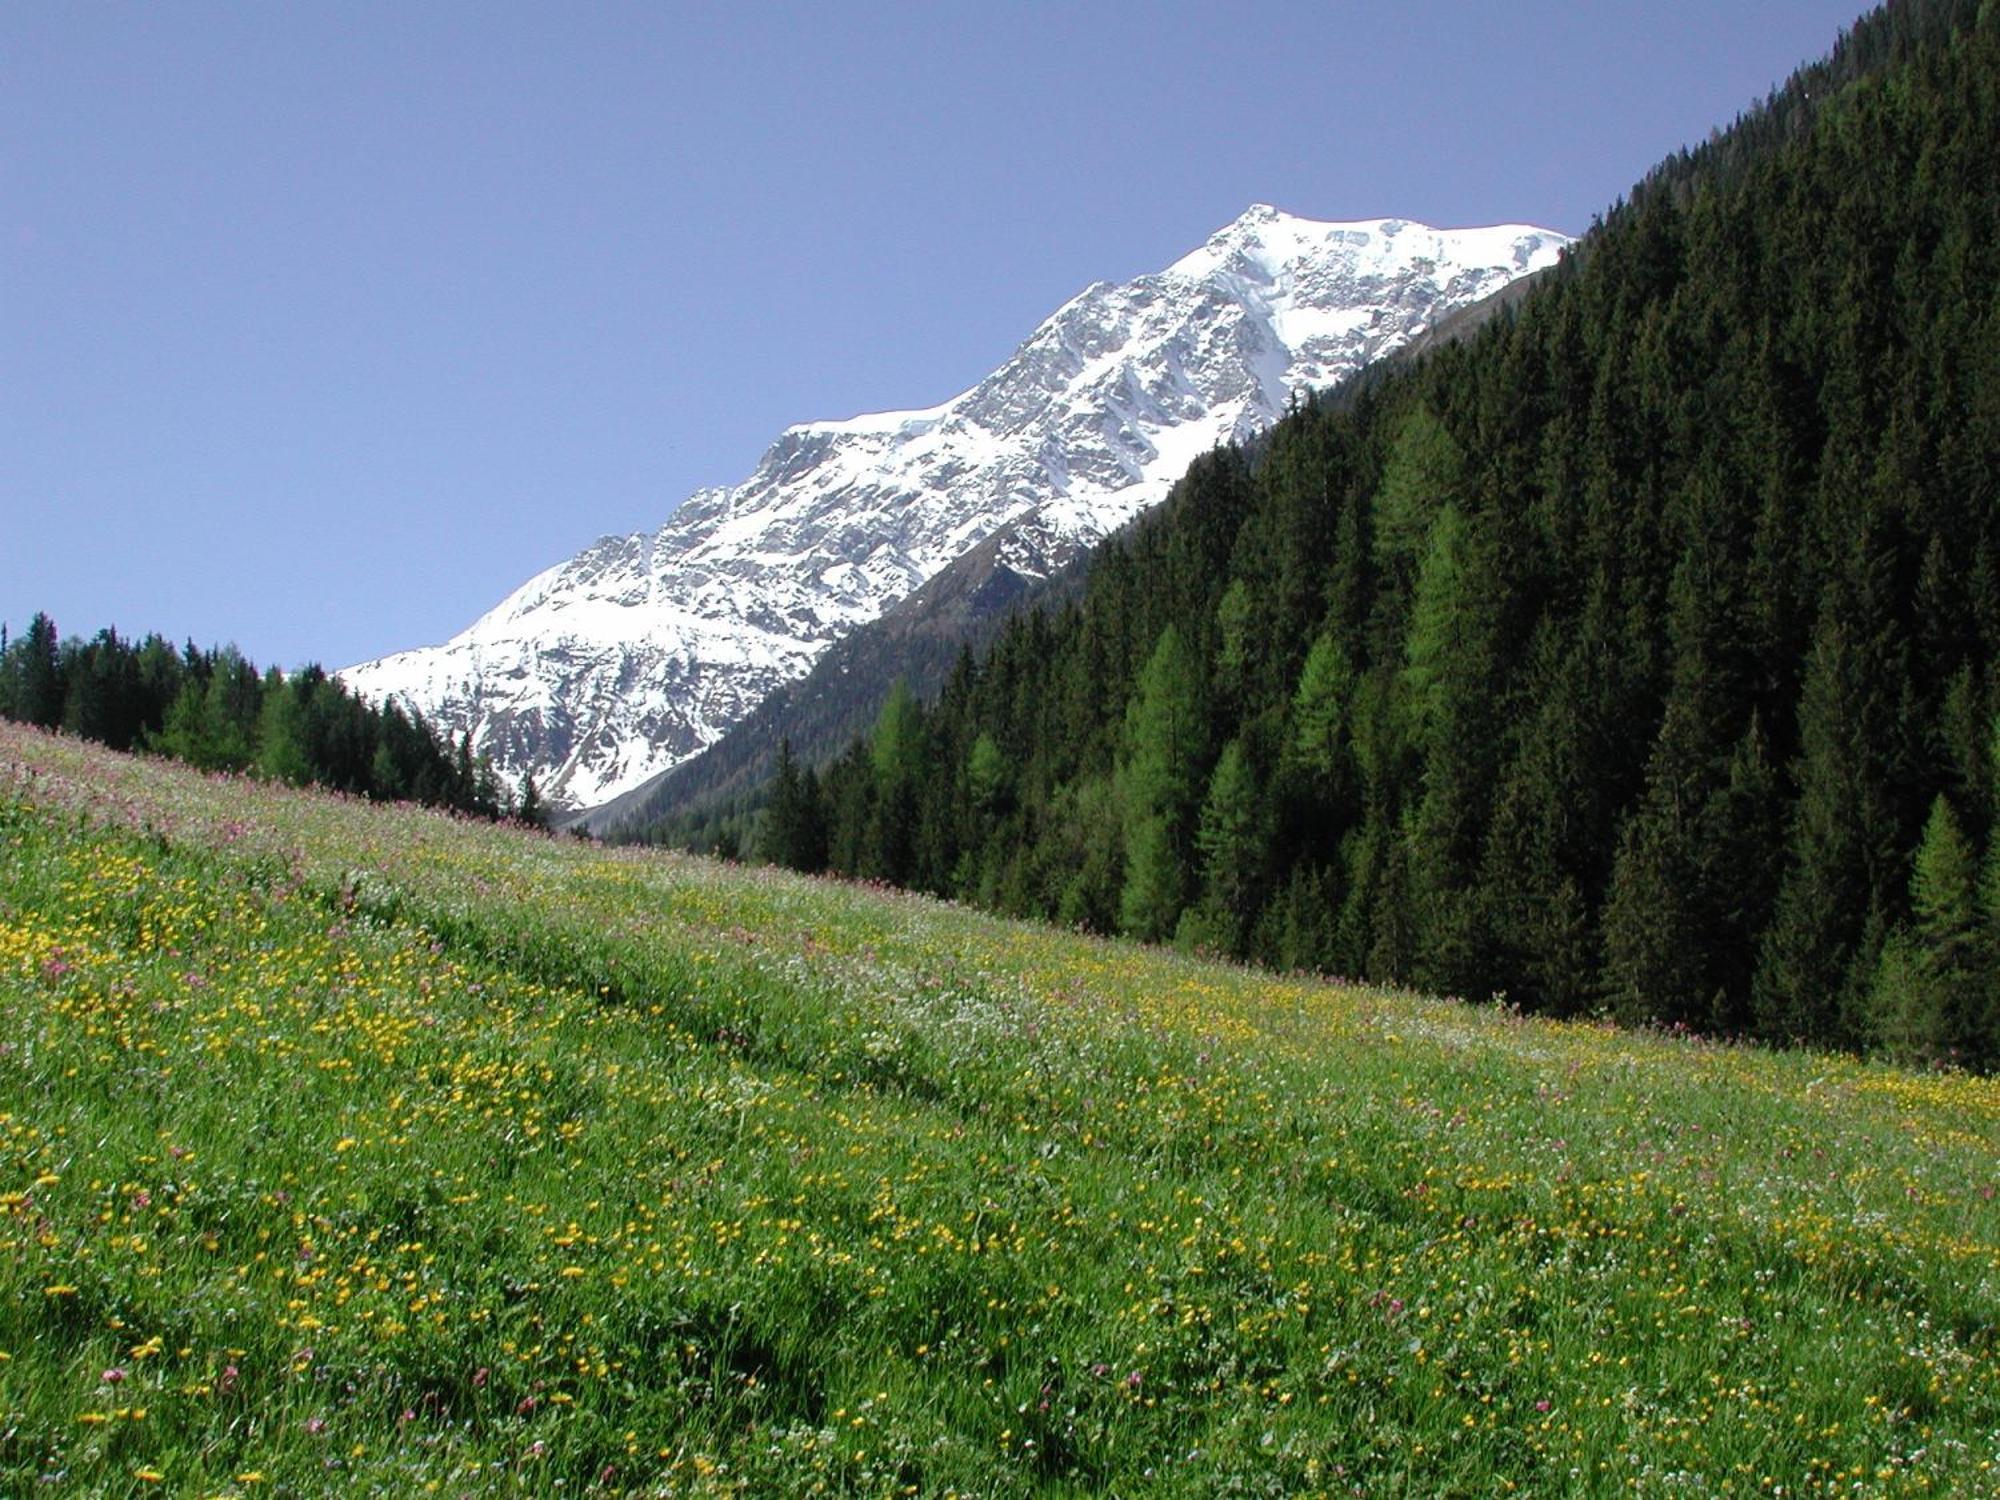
[
  {"x1": 752, "y1": 0, "x2": 2000, "y2": 1067},
  {"x1": 0, "y1": 615, "x2": 525, "y2": 822}
]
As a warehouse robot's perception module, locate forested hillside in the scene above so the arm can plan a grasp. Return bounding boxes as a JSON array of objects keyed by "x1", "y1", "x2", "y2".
[
  {"x1": 610, "y1": 273, "x2": 1557, "y2": 853},
  {"x1": 0, "y1": 613, "x2": 529, "y2": 820},
  {"x1": 764, "y1": 0, "x2": 2000, "y2": 1066}
]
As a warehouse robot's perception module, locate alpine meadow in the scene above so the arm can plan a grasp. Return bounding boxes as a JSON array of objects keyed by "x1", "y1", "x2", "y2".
[
  {"x1": 2, "y1": 726, "x2": 1996, "y2": 1494},
  {"x1": 7, "y1": 0, "x2": 2000, "y2": 1495}
]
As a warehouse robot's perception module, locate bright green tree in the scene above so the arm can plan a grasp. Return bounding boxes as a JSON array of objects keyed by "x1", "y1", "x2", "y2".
[
  {"x1": 1177, "y1": 738, "x2": 1262, "y2": 954},
  {"x1": 865, "y1": 680, "x2": 924, "y2": 882},
  {"x1": 1119, "y1": 624, "x2": 1207, "y2": 940},
  {"x1": 1876, "y1": 795, "x2": 1979, "y2": 1066},
  {"x1": 1289, "y1": 630, "x2": 1355, "y2": 785},
  {"x1": 254, "y1": 668, "x2": 312, "y2": 785}
]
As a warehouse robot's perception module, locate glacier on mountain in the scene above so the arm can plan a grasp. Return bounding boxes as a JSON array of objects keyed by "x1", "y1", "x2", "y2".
[{"x1": 341, "y1": 206, "x2": 1570, "y2": 810}]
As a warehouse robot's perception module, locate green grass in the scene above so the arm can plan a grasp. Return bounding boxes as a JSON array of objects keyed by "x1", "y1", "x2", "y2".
[{"x1": 1, "y1": 722, "x2": 1996, "y2": 1496}]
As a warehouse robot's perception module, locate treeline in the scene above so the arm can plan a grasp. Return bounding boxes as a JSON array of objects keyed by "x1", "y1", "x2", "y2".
[
  {"x1": 0, "y1": 612, "x2": 544, "y2": 823},
  {"x1": 757, "y1": 0, "x2": 2000, "y2": 1067}
]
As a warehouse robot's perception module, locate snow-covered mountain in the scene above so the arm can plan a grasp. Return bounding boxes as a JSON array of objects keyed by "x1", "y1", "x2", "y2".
[{"x1": 342, "y1": 206, "x2": 1570, "y2": 809}]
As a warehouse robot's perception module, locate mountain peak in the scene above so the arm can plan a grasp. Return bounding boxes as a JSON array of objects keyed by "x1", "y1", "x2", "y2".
[
  {"x1": 1170, "y1": 207, "x2": 1567, "y2": 288},
  {"x1": 343, "y1": 210, "x2": 1570, "y2": 809}
]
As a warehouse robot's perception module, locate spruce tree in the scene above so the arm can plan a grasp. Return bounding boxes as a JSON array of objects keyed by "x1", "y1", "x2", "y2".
[
  {"x1": 763, "y1": 739, "x2": 828, "y2": 873},
  {"x1": 254, "y1": 668, "x2": 312, "y2": 785},
  {"x1": 518, "y1": 771, "x2": 548, "y2": 829},
  {"x1": 1177, "y1": 738, "x2": 1262, "y2": 954},
  {"x1": 1877, "y1": 796, "x2": 1980, "y2": 1065},
  {"x1": 1908, "y1": 794, "x2": 1980, "y2": 1061},
  {"x1": 14, "y1": 613, "x2": 63, "y2": 729}
]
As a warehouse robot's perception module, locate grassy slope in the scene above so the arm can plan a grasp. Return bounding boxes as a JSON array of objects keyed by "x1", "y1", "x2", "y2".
[{"x1": 0, "y1": 722, "x2": 1995, "y2": 1497}]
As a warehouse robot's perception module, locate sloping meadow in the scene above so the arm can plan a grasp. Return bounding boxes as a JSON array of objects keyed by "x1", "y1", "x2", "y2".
[{"x1": 0, "y1": 723, "x2": 1995, "y2": 1495}]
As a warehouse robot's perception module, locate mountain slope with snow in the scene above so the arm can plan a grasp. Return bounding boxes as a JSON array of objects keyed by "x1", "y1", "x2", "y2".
[{"x1": 342, "y1": 207, "x2": 1570, "y2": 809}]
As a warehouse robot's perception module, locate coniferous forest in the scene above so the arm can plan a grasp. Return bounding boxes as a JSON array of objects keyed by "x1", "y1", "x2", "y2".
[
  {"x1": 0, "y1": 613, "x2": 537, "y2": 822},
  {"x1": 756, "y1": 0, "x2": 2000, "y2": 1067}
]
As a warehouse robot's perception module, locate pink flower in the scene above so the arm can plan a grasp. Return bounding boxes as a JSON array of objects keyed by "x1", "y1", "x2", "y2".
[{"x1": 101, "y1": 1367, "x2": 127, "y2": 1385}]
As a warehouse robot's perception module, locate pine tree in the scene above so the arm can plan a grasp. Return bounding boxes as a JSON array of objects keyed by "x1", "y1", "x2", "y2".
[
  {"x1": 1213, "y1": 578, "x2": 1254, "y2": 716},
  {"x1": 1876, "y1": 796, "x2": 1979, "y2": 1064},
  {"x1": 369, "y1": 739, "x2": 406, "y2": 801},
  {"x1": 1399, "y1": 502, "x2": 1506, "y2": 996},
  {"x1": 1118, "y1": 625, "x2": 1207, "y2": 940},
  {"x1": 1978, "y1": 767, "x2": 2000, "y2": 1068},
  {"x1": 1398, "y1": 504, "x2": 1472, "y2": 745},
  {"x1": 1176, "y1": 738, "x2": 1261, "y2": 954},
  {"x1": 254, "y1": 668, "x2": 312, "y2": 785},
  {"x1": 456, "y1": 734, "x2": 478, "y2": 810},
  {"x1": 155, "y1": 653, "x2": 256, "y2": 773},
  {"x1": 865, "y1": 681, "x2": 923, "y2": 882},
  {"x1": 518, "y1": 771, "x2": 548, "y2": 829},
  {"x1": 1372, "y1": 404, "x2": 1463, "y2": 607},
  {"x1": 965, "y1": 732, "x2": 1006, "y2": 813},
  {"x1": 1051, "y1": 775, "x2": 1123, "y2": 933},
  {"x1": 762, "y1": 739, "x2": 828, "y2": 872},
  {"x1": 1289, "y1": 630, "x2": 1355, "y2": 787},
  {"x1": 1754, "y1": 522, "x2": 1908, "y2": 1050},
  {"x1": 1909, "y1": 794, "x2": 1980, "y2": 1060},
  {"x1": 13, "y1": 613, "x2": 63, "y2": 729}
]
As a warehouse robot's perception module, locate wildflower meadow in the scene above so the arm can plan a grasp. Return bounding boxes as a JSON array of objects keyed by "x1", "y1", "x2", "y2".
[{"x1": 0, "y1": 722, "x2": 1995, "y2": 1495}]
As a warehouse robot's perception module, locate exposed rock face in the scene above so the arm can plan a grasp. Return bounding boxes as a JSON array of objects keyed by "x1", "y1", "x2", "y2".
[{"x1": 342, "y1": 207, "x2": 1569, "y2": 809}]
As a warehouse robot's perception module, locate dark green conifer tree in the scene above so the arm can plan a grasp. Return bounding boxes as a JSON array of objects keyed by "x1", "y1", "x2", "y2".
[
  {"x1": 1176, "y1": 738, "x2": 1262, "y2": 954},
  {"x1": 762, "y1": 738, "x2": 828, "y2": 873},
  {"x1": 13, "y1": 613, "x2": 64, "y2": 729}
]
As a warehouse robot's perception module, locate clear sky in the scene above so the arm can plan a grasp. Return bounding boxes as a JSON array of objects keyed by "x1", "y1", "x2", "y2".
[{"x1": 4, "y1": 0, "x2": 1869, "y2": 672}]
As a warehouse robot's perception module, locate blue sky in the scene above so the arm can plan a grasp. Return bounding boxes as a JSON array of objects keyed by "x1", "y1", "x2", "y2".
[{"x1": 4, "y1": 1, "x2": 1868, "y2": 671}]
